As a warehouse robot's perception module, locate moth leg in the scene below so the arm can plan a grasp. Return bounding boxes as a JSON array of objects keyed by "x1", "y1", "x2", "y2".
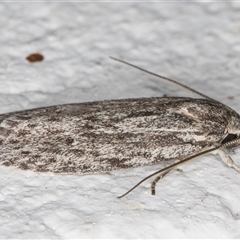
[
  {"x1": 151, "y1": 169, "x2": 171, "y2": 195},
  {"x1": 218, "y1": 149, "x2": 240, "y2": 172}
]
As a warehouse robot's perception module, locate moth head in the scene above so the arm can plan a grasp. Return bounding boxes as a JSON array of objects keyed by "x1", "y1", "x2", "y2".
[{"x1": 222, "y1": 114, "x2": 240, "y2": 148}]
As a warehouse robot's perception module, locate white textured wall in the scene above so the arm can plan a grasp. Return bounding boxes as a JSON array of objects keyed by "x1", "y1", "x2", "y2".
[{"x1": 1, "y1": 2, "x2": 240, "y2": 238}]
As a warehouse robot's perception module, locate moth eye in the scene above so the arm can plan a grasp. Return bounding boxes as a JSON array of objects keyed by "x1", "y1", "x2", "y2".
[{"x1": 221, "y1": 134, "x2": 238, "y2": 144}]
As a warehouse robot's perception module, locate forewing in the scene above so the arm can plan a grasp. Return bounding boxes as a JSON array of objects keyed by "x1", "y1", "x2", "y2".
[{"x1": 0, "y1": 98, "x2": 229, "y2": 173}]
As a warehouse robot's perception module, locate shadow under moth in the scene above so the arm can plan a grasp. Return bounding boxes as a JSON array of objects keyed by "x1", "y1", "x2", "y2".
[{"x1": 1, "y1": 57, "x2": 240, "y2": 198}]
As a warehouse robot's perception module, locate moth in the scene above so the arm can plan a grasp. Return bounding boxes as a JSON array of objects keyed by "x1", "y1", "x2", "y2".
[{"x1": 1, "y1": 57, "x2": 240, "y2": 198}]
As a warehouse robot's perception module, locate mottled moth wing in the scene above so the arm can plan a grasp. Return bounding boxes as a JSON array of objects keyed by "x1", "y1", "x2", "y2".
[{"x1": 0, "y1": 97, "x2": 233, "y2": 174}]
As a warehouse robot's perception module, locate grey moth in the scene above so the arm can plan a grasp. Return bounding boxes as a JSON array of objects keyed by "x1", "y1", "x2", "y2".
[{"x1": 1, "y1": 57, "x2": 240, "y2": 198}]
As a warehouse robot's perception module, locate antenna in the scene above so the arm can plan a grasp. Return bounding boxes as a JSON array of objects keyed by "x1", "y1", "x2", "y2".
[
  {"x1": 117, "y1": 145, "x2": 218, "y2": 198},
  {"x1": 110, "y1": 57, "x2": 213, "y2": 101}
]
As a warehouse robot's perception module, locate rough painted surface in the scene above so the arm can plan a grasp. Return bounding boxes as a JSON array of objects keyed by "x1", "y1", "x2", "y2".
[{"x1": 1, "y1": 2, "x2": 240, "y2": 238}]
